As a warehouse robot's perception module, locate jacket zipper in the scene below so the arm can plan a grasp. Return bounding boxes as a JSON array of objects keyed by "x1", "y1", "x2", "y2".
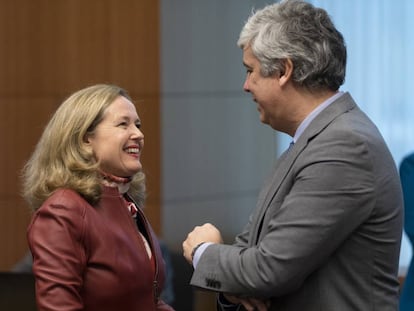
[{"x1": 125, "y1": 194, "x2": 160, "y2": 306}]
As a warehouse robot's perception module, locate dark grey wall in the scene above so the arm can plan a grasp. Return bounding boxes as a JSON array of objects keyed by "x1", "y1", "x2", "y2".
[{"x1": 160, "y1": 0, "x2": 277, "y2": 250}]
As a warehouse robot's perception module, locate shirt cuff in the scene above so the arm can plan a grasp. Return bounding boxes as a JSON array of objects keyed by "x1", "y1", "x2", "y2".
[{"x1": 193, "y1": 242, "x2": 213, "y2": 268}]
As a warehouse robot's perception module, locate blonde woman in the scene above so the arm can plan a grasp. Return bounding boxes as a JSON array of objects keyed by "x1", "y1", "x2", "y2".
[{"x1": 23, "y1": 84, "x2": 174, "y2": 311}]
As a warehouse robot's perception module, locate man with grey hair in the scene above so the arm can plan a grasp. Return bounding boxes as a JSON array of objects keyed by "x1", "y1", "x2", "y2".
[{"x1": 183, "y1": 0, "x2": 403, "y2": 310}]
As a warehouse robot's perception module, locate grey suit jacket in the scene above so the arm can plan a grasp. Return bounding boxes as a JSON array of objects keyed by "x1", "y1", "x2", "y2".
[{"x1": 190, "y1": 93, "x2": 403, "y2": 311}]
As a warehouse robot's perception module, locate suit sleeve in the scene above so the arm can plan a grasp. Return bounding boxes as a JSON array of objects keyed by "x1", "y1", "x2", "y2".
[
  {"x1": 27, "y1": 193, "x2": 86, "y2": 311},
  {"x1": 191, "y1": 133, "x2": 380, "y2": 298}
]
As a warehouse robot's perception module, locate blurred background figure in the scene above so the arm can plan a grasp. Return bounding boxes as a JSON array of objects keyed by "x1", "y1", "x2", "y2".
[{"x1": 400, "y1": 153, "x2": 414, "y2": 311}]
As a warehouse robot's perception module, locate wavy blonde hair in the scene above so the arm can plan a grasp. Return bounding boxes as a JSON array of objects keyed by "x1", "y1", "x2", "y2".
[{"x1": 22, "y1": 84, "x2": 146, "y2": 211}]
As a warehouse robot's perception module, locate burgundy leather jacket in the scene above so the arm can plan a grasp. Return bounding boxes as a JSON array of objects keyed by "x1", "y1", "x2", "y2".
[{"x1": 27, "y1": 186, "x2": 174, "y2": 311}]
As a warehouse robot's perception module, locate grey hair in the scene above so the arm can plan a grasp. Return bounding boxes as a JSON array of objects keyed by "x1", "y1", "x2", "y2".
[{"x1": 238, "y1": 0, "x2": 346, "y2": 91}]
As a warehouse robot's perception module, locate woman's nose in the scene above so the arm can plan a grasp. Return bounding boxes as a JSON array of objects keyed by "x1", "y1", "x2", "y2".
[{"x1": 132, "y1": 126, "x2": 144, "y2": 140}]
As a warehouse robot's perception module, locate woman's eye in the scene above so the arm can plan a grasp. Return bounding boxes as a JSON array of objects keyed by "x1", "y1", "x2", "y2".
[{"x1": 135, "y1": 123, "x2": 141, "y2": 129}]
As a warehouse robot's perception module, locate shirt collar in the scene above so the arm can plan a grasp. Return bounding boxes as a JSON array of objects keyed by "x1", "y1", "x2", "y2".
[{"x1": 292, "y1": 91, "x2": 344, "y2": 143}]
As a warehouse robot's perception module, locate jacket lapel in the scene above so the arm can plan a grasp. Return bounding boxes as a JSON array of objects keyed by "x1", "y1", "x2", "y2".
[{"x1": 251, "y1": 93, "x2": 357, "y2": 243}]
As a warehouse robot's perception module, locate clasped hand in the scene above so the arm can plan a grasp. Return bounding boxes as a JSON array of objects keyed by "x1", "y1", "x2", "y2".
[
  {"x1": 183, "y1": 224, "x2": 269, "y2": 310},
  {"x1": 182, "y1": 223, "x2": 223, "y2": 263},
  {"x1": 224, "y1": 294, "x2": 270, "y2": 311}
]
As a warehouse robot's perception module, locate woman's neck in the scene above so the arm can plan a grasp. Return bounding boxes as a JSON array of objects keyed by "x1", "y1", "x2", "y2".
[{"x1": 100, "y1": 171, "x2": 132, "y2": 194}]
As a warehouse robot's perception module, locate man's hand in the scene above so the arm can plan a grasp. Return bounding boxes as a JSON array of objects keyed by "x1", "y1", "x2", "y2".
[
  {"x1": 182, "y1": 223, "x2": 223, "y2": 263},
  {"x1": 224, "y1": 294, "x2": 270, "y2": 311}
]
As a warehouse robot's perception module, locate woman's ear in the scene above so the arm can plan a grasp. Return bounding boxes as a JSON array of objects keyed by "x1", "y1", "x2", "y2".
[
  {"x1": 83, "y1": 133, "x2": 92, "y2": 145},
  {"x1": 279, "y1": 58, "x2": 293, "y2": 86},
  {"x1": 83, "y1": 135, "x2": 94, "y2": 155}
]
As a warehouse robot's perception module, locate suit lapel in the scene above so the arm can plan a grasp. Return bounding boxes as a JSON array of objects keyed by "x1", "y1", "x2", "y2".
[
  {"x1": 250, "y1": 141, "x2": 300, "y2": 244},
  {"x1": 251, "y1": 93, "x2": 357, "y2": 243}
]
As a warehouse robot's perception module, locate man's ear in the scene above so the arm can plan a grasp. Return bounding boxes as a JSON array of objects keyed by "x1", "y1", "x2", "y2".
[{"x1": 279, "y1": 58, "x2": 293, "y2": 86}]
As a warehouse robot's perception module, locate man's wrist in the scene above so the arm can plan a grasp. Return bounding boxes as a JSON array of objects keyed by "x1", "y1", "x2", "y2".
[
  {"x1": 192, "y1": 242, "x2": 213, "y2": 268},
  {"x1": 191, "y1": 242, "x2": 205, "y2": 260}
]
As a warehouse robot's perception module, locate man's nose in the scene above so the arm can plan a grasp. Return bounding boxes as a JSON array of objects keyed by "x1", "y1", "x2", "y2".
[{"x1": 243, "y1": 78, "x2": 250, "y2": 92}]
